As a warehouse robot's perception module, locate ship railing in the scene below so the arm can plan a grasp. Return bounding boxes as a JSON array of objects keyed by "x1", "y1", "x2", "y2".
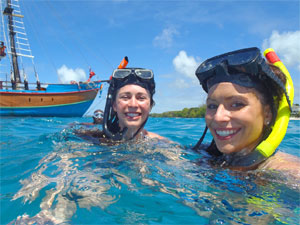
[
  {"x1": 0, "y1": 80, "x2": 104, "y2": 91},
  {"x1": 0, "y1": 80, "x2": 46, "y2": 91}
]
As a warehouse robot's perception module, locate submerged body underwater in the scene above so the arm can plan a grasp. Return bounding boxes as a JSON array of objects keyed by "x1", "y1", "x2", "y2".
[{"x1": 1, "y1": 117, "x2": 299, "y2": 224}]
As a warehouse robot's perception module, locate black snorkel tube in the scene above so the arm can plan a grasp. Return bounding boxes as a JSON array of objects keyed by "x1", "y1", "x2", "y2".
[
  {"x1": 102, "y1": 82, "x2": 128, "y2": 141},
  {"x1": 102, "y1": 56, "x2": 129, "y2": 141}
]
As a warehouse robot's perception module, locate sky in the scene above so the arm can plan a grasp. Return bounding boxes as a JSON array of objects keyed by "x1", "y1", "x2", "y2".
[{"x1": 1, "y1": 0, "x2": 299, "y2": 113}]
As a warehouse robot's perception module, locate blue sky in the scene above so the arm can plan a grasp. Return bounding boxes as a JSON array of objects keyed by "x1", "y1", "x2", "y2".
[{"x1": 1, "y1": 0, "x2": 300, "y2": 113}]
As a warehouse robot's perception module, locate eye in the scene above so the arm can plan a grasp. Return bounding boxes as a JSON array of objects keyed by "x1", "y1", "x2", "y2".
[
  {"x1": 207, "y1": 103, "x2": 218, "y2": 110},
  {"x1": 119, "y1": 94, "x2": 130, "y2": 100},
  {"x1": 136, "y1": 94, "x2": 149, "y2": 101},
  {"x1": 231, "y1": 102, "x2": 245, "y2": 108},
  {"x1": 138, "y1": 96, "x2": 146, "y2": 100}
]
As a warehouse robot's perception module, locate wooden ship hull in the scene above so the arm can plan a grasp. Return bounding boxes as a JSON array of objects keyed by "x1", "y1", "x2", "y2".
[{"x1": 0, "y1": 82, "x2": 102, "y2": 117}]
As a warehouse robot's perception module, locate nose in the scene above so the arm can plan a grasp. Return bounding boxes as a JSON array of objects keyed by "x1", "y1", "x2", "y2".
[
  {"x1": 214, "y1": 104, "x2": 230, "y2": 122},
  {"x1": 128, "y1": 96, "x2": 138, "y2": 107}
]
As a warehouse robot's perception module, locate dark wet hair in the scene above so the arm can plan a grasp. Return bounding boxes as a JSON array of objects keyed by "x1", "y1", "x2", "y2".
[{"x1": 254, "y1": 63, "x2": 286, "y2": 128}]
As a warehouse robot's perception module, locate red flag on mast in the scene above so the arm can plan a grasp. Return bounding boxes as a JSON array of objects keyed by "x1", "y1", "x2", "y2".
[{"x1": 87, "y1": 68, "x2": 96, "y2": 82}]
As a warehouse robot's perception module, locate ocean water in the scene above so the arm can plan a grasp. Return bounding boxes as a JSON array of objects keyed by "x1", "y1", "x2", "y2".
[{"x1": 0, "y1": 117, "x2": 299, "y2": 225}]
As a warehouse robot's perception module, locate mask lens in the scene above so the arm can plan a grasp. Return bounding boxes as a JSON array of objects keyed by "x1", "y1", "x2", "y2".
[
  {"x1": 93, "y1": 112, "x2": 103, "y2": 118},
  {"x1": 197, "y1": 48, "x2": 259, "y2": 74},
  {"x1": 113, "y1": 69, "x2": 131, "y2": 79},
  {"x1": 228, "y1": 49, "x2": 258, "y2": 65},
  {"x1": 135, "y1": 69, "x2": 153, "y2": 79},
  {"x1": 207, "y1": 73, "x2": 255, "y2": 90}
]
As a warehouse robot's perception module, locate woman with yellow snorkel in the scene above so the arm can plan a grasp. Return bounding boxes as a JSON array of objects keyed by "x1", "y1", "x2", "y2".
[{"x1": 193, "y1": 47, "x2": 300, "y2": 176}]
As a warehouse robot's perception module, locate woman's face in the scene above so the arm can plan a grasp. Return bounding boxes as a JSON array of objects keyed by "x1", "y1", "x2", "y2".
[
  {"x1": 205, "y1": 82, "x2": 272, "y2": 155},
  {"x1": 113, "y1": 84, "x2": 152, "y2": 135}
]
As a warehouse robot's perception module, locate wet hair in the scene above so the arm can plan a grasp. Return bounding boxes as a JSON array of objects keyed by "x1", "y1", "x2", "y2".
[{"x1": 255, "y1": 63, "x2": 286, "y2": 127}]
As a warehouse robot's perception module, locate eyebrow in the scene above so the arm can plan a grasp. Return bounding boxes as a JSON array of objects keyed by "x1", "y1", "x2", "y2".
[
  {"x1": 118, "y1": 92, "x2": 150, "y2": 96},
  {"x1": 207, "y1": 95, "x2": 247, "y2": 102}
]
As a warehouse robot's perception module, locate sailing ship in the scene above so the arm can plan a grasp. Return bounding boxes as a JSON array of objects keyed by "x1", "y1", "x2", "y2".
[{"x1": 0, "y1": 0, "x2": 103, "y2": 117}]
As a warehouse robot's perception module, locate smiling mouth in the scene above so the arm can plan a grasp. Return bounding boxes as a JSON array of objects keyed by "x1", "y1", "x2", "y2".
[
  {"x1": 125, "y1": 112, "x2": 141, "y2": 118},
  {"x1": 215, "y1": 128, "x2": 239, "y2": 139}
]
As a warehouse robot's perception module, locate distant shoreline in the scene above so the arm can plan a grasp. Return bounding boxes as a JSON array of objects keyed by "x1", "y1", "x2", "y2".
[{"x1": 290, "y1": 117, "x2": 300, "y2": 120}]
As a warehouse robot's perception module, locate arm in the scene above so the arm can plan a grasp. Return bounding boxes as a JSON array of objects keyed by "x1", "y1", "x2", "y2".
[
  {"x1": 142, "y1": 129, "x2": 174, "y2": 143},
  {"x1": 259, "y1": 151, "x2": 300, "y2": 178},
  {"x1": 145, "y1": 131, "x2": 166, "y2": 140}
]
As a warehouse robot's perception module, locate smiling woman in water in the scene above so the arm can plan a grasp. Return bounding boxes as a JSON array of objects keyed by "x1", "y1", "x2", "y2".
[
  {"x1": 102, "y1": 67, "x2": 166, "y2": 142},
  {"x1": 112, "y1": 83, "x2": 162, "y2": 140},
  {"x1": 193, "y1": 47, "x2": 300, "y2": 177},
  {"x1": 75, "y1": 67, "x2": 165, "y2": 144}
]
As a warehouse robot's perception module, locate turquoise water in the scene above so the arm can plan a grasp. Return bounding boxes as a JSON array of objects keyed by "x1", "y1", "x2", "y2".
[{"x1": 0, "y1": 117, "x2": 299, "y2": 224}]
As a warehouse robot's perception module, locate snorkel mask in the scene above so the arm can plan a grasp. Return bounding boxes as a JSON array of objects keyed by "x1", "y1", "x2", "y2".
[
  {"x1": 103, "y1": 68, "x2": 155, "y2": 141},
  {"x1": 93, "y1": 110, "x2": 103, "y2": 119},
  {"x1": 194, "y1": 47, "x2": 294, "y2": 169}
]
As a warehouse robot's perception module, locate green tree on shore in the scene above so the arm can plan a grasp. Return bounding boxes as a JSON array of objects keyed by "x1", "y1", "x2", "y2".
[{"x1": 151, "y1": 105, "x2": 206, "y2": 118}]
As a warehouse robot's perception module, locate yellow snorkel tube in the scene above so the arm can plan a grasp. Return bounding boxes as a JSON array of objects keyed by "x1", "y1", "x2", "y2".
[{"x1": 256, "y1": 48, "x2": 294, "y2": 158}]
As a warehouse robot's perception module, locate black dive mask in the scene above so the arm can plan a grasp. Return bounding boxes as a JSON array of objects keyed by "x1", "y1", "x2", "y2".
[{"x1": 195, "y1": 47, "x2": 291, "y2": 109}]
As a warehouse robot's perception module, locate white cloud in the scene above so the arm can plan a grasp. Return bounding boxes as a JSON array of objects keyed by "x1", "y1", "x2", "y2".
[
  {"x1": 262, "y1": 30, "x2": 300, "y2": 71},
  {"x1": 57, "y1": 65, "x2": 87, "y2": 84},
  {"x1": 172, "y1": 50, "x2": 200, "y2": 79},
  {"x1": 153, "y1": 27, "x2": 179, "y2": 48},
  {"x1": 172, "y1": 78, "x2": 189, "y2": 89}
]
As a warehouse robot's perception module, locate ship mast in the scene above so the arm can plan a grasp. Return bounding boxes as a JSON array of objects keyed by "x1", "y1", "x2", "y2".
[{"x1": 3, "y1": 0, "x2": 21, "y2": 88}]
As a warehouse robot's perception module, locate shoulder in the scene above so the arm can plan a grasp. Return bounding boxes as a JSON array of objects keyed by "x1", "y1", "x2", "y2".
[
  {"x1": 259, "y1": 151, "x2": 300, "y2": 178},
  {"x1": 75, "y1": 128, "x2": 104, "y2": 139},
  {"x1": 79, "y1": 122, "x2": 95, "y2": 126},
  {"x1": 142, "y1": 129, "x2": 171, "y2": 141},
  {"x1": 75, "y1": 128, "x2": 118, "y2": 145},
  {"x1": 144, "y1": 130, "x2": 165, "y2": 139}
]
